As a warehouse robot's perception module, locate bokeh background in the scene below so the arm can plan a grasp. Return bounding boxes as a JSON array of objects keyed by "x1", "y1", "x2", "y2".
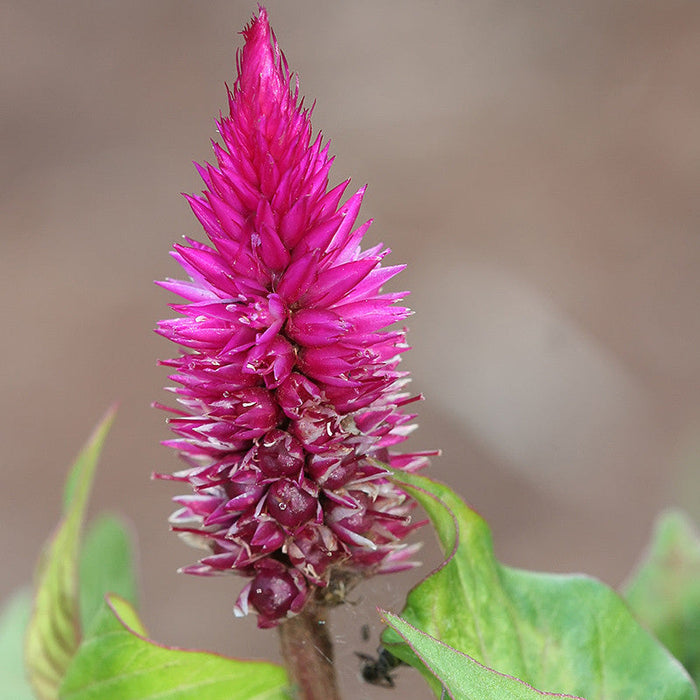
[{"x1": 2, "y1": 1, "x2": 699, "y2": 697}]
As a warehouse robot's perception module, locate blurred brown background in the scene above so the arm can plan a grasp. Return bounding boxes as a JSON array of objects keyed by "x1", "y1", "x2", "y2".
[{"x1": 2, "y1": 1, "x2": 699, "y2": 697}]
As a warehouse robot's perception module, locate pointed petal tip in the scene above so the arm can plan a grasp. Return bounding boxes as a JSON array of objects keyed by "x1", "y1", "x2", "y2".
[
  {"x1": 235, "y1": 5, "x2": 289, "y2": 106},
  {"x1": 242, "y1": 5, "x2": 270, "y2": 34},
  {"x1": 240, "y1": 5, "x2": 274, "y2": 59}
]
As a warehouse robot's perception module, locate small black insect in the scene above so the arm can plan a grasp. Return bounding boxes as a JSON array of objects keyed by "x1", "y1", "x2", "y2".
[{"x1": 355, "y1": 646, "x2": 405, "y2": 688}]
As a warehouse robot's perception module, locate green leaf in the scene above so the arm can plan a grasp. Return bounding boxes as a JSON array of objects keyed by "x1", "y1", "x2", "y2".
[
  {"x1": 25, "y1": 409, "x2": 117, "y2": 700},
  {"x1": 0, "y1": 589, "x2": 35, "y2": 699},
  {"x1": 79, "y1": 514, "x2": 138, "y2": 632},
  {"x1": 382, "y1": 610, "x2": 582, "y2": 699},
  {"x1": 383, "y1": 469, "x2": 697, "y2": 699},
  {"x1": 59, "y1": 595, "x2": 289, "y2": 700},
  {"x1": 624, "y1": 510, "x2": 700, "y2": 684}
]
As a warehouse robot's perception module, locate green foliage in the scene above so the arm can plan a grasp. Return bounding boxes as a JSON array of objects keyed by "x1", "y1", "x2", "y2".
[
  {"x1": 382, "y1": 610, "x2": 583, "y2": 699},
  {"x1": 383, "y1": 469, "x2": 697, "y2": 700},
  {"x1": 25, "y1": 409, "x2": 116, "y2": 700},
  {"x1": 79, "y1": 514, "x2": 138, "y2": 632},
  {"x1": 20, "y1": 409, "x2": 289, "y2": 700},
  {"x1": 59, "y1": 595, "x2": 289, "y2": 700},
  {"x1": 0, "y1": 589, "x2": 35, "y2": 699},
  {"x1": 624, "y1": 510, "x2": 700, "y2": 684}
]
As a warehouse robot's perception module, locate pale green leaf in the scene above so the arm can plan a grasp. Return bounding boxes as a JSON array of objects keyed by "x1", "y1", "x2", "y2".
[
  {"x1": 25, "y1": 409, "x2": 116, "y2": 700},
  {"x1": 79, "y1": 514, "x2": 138, "y2": 632},
  {"x1": 0, "y1": 589, "x2": 35, "y2": 699},
  {"x1": 624, "y1": 510, "x2": 700, "y2": 684},
  {"x1": 59, "y1": 595, "x2": 290, "y2": 700},
  {"x1": 382, "y1": 610, "x2": 582, "y2": 700},
  {"x1": 383, "y1": 469, "x2": 697, "y2": 699}
]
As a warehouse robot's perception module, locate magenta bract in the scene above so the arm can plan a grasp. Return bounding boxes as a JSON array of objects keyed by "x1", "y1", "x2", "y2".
[{"x1": 156, "y1": 7, "x2": 432, "y2": 627}]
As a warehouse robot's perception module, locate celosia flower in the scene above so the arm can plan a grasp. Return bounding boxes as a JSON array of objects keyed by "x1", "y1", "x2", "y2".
[{"x1": 155, "y1": 7, "x2": 432, "y2": 628}]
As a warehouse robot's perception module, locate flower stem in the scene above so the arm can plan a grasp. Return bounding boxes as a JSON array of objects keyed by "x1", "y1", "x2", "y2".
[{"x1": 278, "y1": 604, "x2": 341, "y2": 700}]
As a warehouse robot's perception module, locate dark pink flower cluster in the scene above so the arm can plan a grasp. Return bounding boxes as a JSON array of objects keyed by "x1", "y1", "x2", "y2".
[{"x1": 156, "y1": 8, "x2": 432, "y2": 627}]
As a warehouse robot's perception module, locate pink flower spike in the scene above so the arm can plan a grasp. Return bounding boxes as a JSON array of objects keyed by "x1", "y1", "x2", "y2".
[{"x1": 155, "y1": 6, "x2": 431, "y2": 628}]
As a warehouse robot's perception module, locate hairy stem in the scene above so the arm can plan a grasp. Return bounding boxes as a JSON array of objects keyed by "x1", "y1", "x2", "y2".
[{"x1": 278, "y1": 604, "x2": 341, "y2": 700}]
